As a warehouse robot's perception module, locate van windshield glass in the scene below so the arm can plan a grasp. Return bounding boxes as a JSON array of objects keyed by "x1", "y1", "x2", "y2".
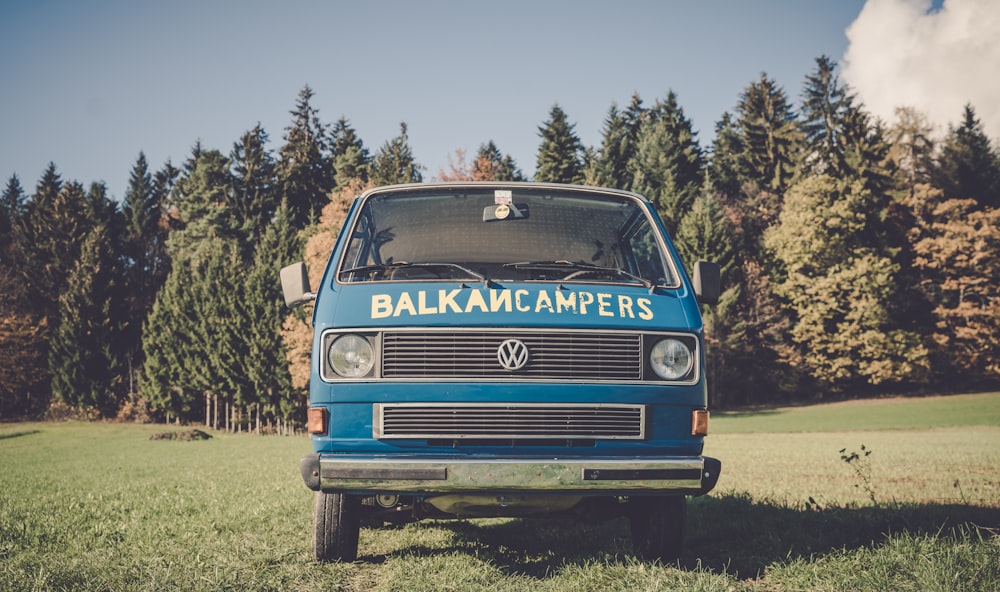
[{"x1": 337, "y1": 187, "x2": 679, "y2": 286}]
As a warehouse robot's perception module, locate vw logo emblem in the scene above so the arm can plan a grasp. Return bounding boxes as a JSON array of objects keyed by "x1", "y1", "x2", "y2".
[{"x1": 497, "y1": 339, "x2": 529, "y2": 371}]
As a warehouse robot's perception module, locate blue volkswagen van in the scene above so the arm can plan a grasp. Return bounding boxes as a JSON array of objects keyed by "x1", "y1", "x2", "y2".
[{"x1": 281, "y1": 182, "x2": 721, "y2": 562}]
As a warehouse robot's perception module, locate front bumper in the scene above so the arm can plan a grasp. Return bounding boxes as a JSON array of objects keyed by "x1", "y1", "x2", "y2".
[{"x1": 301, "y1": 454, "x2": 721, "y2": 497}]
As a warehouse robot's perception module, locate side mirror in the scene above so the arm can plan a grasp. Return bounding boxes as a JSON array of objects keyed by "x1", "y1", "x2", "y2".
[
  {"x1": 280, "y1": 262, "x2": 315, "y2": 308},
  {"x1": 692, "y1": 261, "x2": 720, "y2": 306}
]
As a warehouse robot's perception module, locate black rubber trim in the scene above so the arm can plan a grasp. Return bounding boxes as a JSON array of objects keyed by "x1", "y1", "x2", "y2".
[
  {"x1": 321, "y1": 466, "x2": 448, "y2": 480},
  {"x1": 581, "y1": 468, "x2": 703, "y2": 481},
  {"x1": 695, "y1": 456, "x2": 722, "y2": 496},
  {"x1": 300, "y1": 453, "x2": 321, "y2": 491}
]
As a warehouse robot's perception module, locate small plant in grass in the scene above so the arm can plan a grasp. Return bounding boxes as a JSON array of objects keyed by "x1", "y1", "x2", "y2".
[
  {"x1": 839, "y1": 444, "x2": 877, "y2": 504},
  {"x1": 805, "y1": 496, "x2": 824, "y2": 511},
  {"x1": 953, "y1": 479, "x2": 970, "y2": 504}
]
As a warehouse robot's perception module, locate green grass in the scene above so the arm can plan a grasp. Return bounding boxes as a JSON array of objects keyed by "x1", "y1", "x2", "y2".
[
  {"x1": 708, "y1": 427, "x2": 1000, "y2": 506},
  {"x1": 1, "y1": 394, "x2": 998, "y2": 591},
  {"x1": 713, "y1": 391, "x2": 1000, "y2": 433}
]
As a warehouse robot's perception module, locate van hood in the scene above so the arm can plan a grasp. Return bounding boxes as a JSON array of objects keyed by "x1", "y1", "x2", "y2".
[{"x1": 320, "y1": 281, "x2": 700, "y2": 332}]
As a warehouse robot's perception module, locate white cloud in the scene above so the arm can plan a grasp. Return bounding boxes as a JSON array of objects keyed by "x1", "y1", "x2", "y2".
[{"x1": 842, "y1": 0, "x2": 1000, "y2": 140}]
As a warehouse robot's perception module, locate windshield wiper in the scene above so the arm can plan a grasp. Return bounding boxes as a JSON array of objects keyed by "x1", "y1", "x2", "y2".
[
  {"x1": 502, "y1": 260, "x2": 653, "y2": 288},
  {"x1": 340, "y1": 261, "x2": 488, "y2": 284}
]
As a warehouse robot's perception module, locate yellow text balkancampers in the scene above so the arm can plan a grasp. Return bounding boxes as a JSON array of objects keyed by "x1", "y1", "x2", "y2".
[{"x1": 371, "y1": 288, "x2": 655, "y2": 320}]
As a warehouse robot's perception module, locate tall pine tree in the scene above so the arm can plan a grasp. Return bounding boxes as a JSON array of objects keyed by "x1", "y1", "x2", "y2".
[
  {"x1": 50, "y1": 223, "x2": 123, "y2": 415},
  {"x1": 278, "y1": 86, "x2": 334, "y2": 227},
  {"x1": 706, "y1": 112, "x2": 745, "y2": 204},
  {"x1": 169, "y1": 148, "x2": 233, "y2": 250},
  {"x1": 370, "y1": 122, "x2": 423, "y2": 186},
  {"x1": 331, "y1": 117, "x2": 371, "y2": 188},
  {"x1": 935, "y1": 104, "x2": 1000, "y2": 208},
  {"x1": 142, "y1": 148, "x2": 235, "y2": 423},
  {"x1": 0, "y1": 174, "x2": 25, "y2": 240},
  {"x1": 585, "y1": 104, "x2": 632, "y2": 189},
  {"x1": 736, "y1": 74, "x2": 801, "y2": 202},
  {"x1": 121, "y1": 153, "x2": 172, "y2": 397},
  {"x1": 241, "y1": 199, "x2": 301, "y2": 422},
  {"x1": 0, "y1": 175, "x2": 26, "y2": 307},
  {"x1": 534, "y1": 104, "x2": 584, "y2": 184},
  {"x1": 122, "y1": 153, "x2": 160, "y2": 269},
  {"x1": 800, "y1": 55, "x2": 851, "y2": 177},
  {"x1": 16, "y1": 176, "x2": 91, "y2": 320},
  {"x1": 231, "y1": 124, "x2": 280, "y2": 248},
  {"x1": 140, "y1": 248, "x2": 197, "y2": 419},
  {"x1": 141, "y1": 234, "x2": 247, "y2": 424},
  {"x1": 12, "y1": 164, "x2": 62, "y2": 316},
  {"x1": 629, "y1": 92, "x2": 704, "y2": 233}
]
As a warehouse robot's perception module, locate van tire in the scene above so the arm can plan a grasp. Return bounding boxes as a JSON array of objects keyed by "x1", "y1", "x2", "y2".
[
  {"x1": 314, "y1": 492, "x2": 360, "y2": 562},
  {"x1": 628, "y1": 495, "x2": 685, "y2": 562}
]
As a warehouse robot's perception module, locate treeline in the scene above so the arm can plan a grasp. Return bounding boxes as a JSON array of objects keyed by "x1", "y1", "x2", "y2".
[
  {"x1": 0, "y1": 87, "x2": 439, "y2": 427},
  {"x1": 1, "y1": 56, "x2": 998, "y2": 424}
]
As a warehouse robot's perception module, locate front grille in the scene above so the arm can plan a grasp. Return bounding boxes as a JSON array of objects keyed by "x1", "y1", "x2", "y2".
[
  {"x1": 381, "y1": 330, "x2": 642, "y2": 381},
  {"x1": 375, "y1": 403, "x2": 645, "y2": 439}
]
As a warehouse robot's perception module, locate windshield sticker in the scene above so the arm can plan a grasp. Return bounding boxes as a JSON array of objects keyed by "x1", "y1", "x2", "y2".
[
  {"x1": 494, "y1": 190, "x2": 512, "y2": 204},
  {"x1": 371, "y1": 288, "x2": 654, "y2": 321}
]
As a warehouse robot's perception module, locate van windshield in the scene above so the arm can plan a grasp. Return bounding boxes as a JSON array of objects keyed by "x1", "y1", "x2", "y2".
[{"x1": 337, "y1": 187, "x2": 679, "y2": 287}]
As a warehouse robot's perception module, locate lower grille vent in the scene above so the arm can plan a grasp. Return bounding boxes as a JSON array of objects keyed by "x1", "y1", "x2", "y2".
[{"x1": 375, "y1": 403, "x2": 645, "y2": 440}]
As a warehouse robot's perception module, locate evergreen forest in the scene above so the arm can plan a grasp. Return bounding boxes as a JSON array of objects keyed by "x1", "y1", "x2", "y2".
[{"x1": 1, "y1": 57, "x2": 998, "y2": 428}]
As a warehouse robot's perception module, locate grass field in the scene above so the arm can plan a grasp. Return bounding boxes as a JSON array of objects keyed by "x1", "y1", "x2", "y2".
[{"x1": 1, "y1": 393, "x2": 998, "y2": 591}]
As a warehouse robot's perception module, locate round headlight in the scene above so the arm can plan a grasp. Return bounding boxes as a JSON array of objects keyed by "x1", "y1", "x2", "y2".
[
  {"x1": 328, "y1": 334, "x2": 375, "y2": 378},
  {"x1": 650, "y1": 338, "x2": 694, "y2": 380}
]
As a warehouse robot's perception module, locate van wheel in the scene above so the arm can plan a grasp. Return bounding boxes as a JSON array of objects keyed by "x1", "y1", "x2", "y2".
[
  {"x1": 314, "y1": 492, "x2": 360, "y2": 562},
  {"x1": 628, "y1": 495, "x2": 685, "y2": 562}
]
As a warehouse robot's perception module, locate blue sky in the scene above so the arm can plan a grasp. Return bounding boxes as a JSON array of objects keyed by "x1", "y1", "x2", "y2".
[{"x1": 2, "y1": 0, "x2": 993, "y2": 202}]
